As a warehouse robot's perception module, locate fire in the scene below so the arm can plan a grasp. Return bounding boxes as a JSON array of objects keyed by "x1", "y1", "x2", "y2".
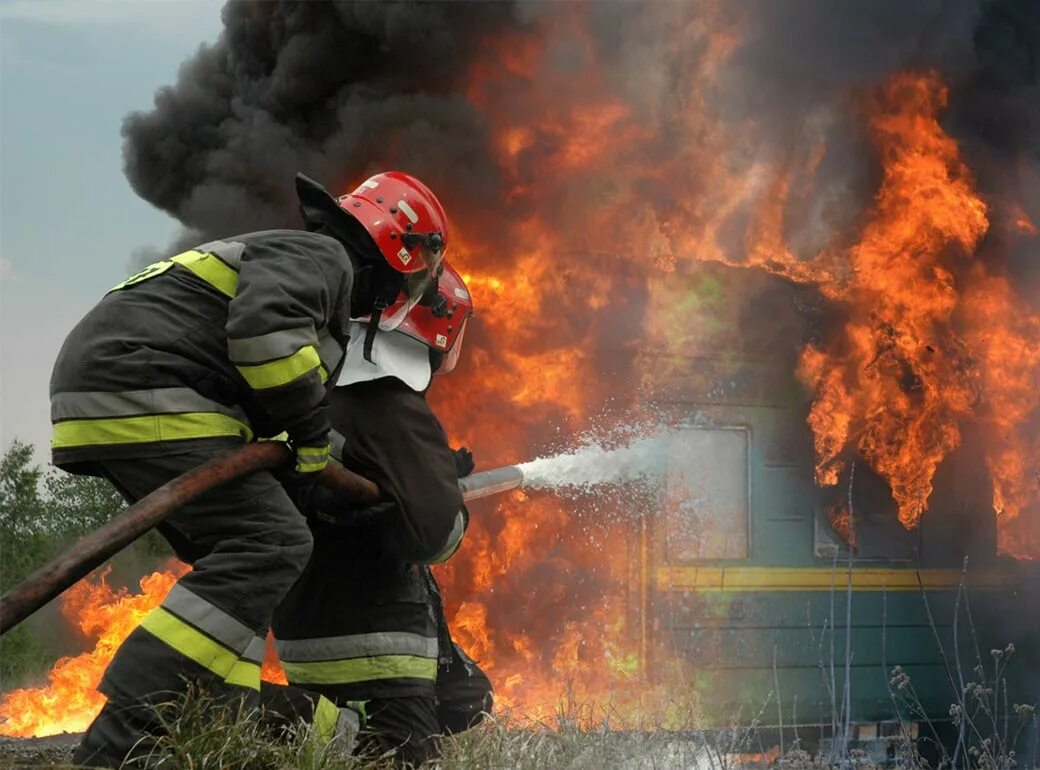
[
  {"x1": 0, "y1": 563, "x2": 292, "y2": 738},
  {"x1": 429, "y1": 25, "x2": 1039, "y2": 723},
  {"x1": 8, "y1": 6, "x2": 1040, "y2": 738},
  {"x1": 0, "y1": 564, "x2": 187, "y2": 738}
]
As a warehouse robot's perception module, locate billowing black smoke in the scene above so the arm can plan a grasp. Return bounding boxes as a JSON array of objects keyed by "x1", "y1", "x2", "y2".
[
  {"x1": 123, "y1": 1, "x2": 520, "y2": 243},
  {"x1": 124, "y1": 0, "x2": 1040, "y2": 280},
  {"x1": 949, "y1": 0, "x2": 1040, "y2": 295}
]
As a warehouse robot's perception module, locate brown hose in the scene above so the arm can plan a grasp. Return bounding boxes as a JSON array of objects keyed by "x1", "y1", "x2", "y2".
[{"x1": 0, "y1": 443, "x2": 381, "y2": 635}]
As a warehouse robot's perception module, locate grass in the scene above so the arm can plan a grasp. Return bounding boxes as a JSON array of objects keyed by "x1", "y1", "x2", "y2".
[{"x1": 0, "y1": 680, "x2": 1036, "y2": 770}]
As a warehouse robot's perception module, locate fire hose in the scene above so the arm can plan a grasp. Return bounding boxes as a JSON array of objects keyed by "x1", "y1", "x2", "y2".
[{"x1": 0, "y1": 443, "x2": 525, "y2": 635}]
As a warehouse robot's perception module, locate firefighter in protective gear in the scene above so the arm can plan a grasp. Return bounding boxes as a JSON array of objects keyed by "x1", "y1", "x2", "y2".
[
  {"x1": 267, "y1": 263, "x2": 491, "y2": 766},
  {"x1": 53, "y1": 170, "x2": 450, "y2": 768}
]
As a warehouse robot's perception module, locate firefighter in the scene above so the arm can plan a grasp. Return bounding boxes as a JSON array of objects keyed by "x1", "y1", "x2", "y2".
[
  {"x1": 53, "y1": 171, "x2": 450, "y2": 768},
  {"x1": 268, "y1": 262, "x2": 493, "y2": 766}
]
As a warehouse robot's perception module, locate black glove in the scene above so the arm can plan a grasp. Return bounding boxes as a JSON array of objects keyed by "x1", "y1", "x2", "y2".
[{"x1": 453, "y1": 447, "x2": 475, "y2": 478}]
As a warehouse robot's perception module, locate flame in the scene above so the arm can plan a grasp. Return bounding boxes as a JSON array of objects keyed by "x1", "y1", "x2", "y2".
[
  {"x1": 429, "y1": 29, "x2": 1039, "y2": 722},
  {"x1": 9, "y1": 8, "x2": 1040, "y2": 735},
  {"x1": 0, "y1": 563, "x2": 187, "y2": 737},
  {"x1": 0, "y1": 563, "x2": 294, "y2": 738}
]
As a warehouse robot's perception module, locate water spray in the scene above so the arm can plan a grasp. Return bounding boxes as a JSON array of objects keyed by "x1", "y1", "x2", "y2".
[{"x1": 461, "y1": 426, "x2": 675, "y2": 501}]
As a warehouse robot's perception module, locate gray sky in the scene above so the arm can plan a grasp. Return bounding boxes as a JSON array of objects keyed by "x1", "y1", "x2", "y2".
[{"x1": 1, "y1": 0, "x2": 224, "y2": 461}]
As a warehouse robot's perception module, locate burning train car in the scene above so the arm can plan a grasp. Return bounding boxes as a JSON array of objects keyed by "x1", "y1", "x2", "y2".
[{"x1": 630, "y1": 273, "x2": 1040, "y2": 730}]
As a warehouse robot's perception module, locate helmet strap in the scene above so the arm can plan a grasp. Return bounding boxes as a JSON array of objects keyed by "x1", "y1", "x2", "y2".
[{"x1": 363, "y1": 305, "x2": 384, "y2": 364}]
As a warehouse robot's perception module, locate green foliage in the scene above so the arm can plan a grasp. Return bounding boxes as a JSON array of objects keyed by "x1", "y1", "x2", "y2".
[
  {"x1": 0, "y1": 440, "x2": 126, "y2": 688},
  {"x1": 1, "y1": 440, "x2": 124, "y2": 591}
]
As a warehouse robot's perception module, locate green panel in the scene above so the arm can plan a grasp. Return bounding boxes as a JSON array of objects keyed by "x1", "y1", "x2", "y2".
[
  {"x1": 651, "y1": 589, "x2": 1035, "y2": 726},
  {"x1": 687, "y1": 663, "x2": 955, "y2": 726},
  {"x1": 654, "y1": 589, "x2": 1011, "y2": 629},
  {"x1": 663, "y1": 626, "x2": 951, "y2": 667}
]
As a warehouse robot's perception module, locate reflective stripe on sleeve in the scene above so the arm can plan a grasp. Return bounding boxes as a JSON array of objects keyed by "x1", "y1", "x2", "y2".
[
  {"x1": 51, "y1": 388, "x2": 249, "y2": 423},
  {"x1": 282, "y1": 655, "x2": 438, "y2": 686},
  {"x1": 276, "y1": 631, "x2": 438, "y2": 662},
  {"x1": 428, "y1": 511, "x2": 467, "y2": 564},
  {"x1": 328, "y1": 430, "x2": 346, "y2": 464},
  {"x1": 195, "y1": 240, "x2": 245, "y2": 269},
  {"x1": 107, "y1": 242, "x2": 243, "y2": 296},
  {"x1": 294, "y1": 444, "x2": 330, "y2": 474},
  {"x1": 161, "y1": 585, "x2": 256, "y2": 654},
  {"x1": 228, "y1": 326, "x2": 318, "y2": 365},
  {"x1": 171, "y1": 251, "x2": 239, "y2": 298},
  {"x1": 235, "y1": 345, "x2": 321, "y2": 390},
  {"x1": 52, "y1": 412, "x2": 252, "y2": 449},
  {"x1": 317, "y1": 328, "x2": 345, "y2": 376}
]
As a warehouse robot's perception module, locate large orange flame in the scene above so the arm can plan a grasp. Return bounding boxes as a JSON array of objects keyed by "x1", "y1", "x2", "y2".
[
  {"x1": 6, "y1": 9, "x2": 1040, "y2": 738},
  {"x1": 0, "y1": 564, "x2": 188, "y2": 737}
]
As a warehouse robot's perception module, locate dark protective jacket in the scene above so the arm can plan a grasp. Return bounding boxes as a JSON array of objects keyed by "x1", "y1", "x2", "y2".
[
  {"x1": 49, "y1": 231, "x2": 353, "y2": 473},
  {"x1": 272, "y1": 378, "x2": 466, "y2": 702}
]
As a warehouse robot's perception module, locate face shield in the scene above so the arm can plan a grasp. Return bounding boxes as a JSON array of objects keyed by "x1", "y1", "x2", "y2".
[
  {"x1": 438, "y1": 317, "x2": 469, "y2": 375},
  {"x1": 378, "y1": 233, "x2": 445, "y2": 331}
]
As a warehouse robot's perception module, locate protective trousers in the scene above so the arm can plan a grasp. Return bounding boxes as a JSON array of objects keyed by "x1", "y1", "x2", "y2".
[
  {"x1": 259, "y1": 682, "x2": 361, "y2": 753},
  {"x1": 356, "y1": 642, "x2": 494, "y2": 766},
  {"x1": 73, "y1": 448, "x2": 313, "y2": 768}
]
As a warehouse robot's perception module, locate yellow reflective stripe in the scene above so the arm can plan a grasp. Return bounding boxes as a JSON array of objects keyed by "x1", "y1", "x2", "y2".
[
  {"x1": 109, "y1": 260, "x2": 175, "y2": 292},
  {"x1": 318, "y1": 364, "x2": 329, "y2": 384},
  {"x1": 140, "y1": 607, "x2": 242, "y2": 680},
  {"x1": 282, "y1": 655, "x2": 438, "y2": 685},
  {"x1": 52, "y1": 412, "x2": 253, "y2": 449},
  {"x1": 236, "y1": 345, "x2": 321, "y2": 390},
  {"x1": 295, "y1": 444, "x2": 330, "y2": 474},
  {"x1": 654, "y1": 567, "x2": 1018, "y2": 592},
  {"x1": 224, "y1": 659, "x2": 261, "y2": 691},
  {"x1": 312, "y1": 696, "x2": 340, "y2": 745},
  {"x1": 171, "y1": 250, "x2": 240, "y2": 298}
]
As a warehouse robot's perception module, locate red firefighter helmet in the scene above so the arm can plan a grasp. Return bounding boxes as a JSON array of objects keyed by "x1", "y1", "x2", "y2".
[
  {"x1": 397, "y1": 262, "x2": 474, "y2": 375},
  {"x1": 337, "y1": 171, "x2": 449, "y2": 331}
]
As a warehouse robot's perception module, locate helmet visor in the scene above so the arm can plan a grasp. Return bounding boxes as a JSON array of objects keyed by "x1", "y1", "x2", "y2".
[
  {"x1": 378, "y1": 240, "x2": 445, "y2": 331},
  {"x1": 438, "y1": 317, "x2": 469, "y2": 375},
  {"x1": 379, "y1": 269, "x2": 436, "y2": 331}
]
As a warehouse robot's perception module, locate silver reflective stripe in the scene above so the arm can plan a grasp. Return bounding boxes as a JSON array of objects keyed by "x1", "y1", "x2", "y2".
[
  {"x1": 317, "y1": 327, "x2": 344, "y2": 374},
  {"x1": 197, "y1": 239, "x2": 245, "y2": 269},
  {"x1": 51, "y1": 388, "x2": 249, "y2": 423},
  {"x1": 227, "y1": 325, "x2": 317, "y2": 365},
  {"x1": 242, "y1": 635, "x2": 266, "y2": 664},
  {"x1": 337, "y1": 707, "x2": 360, "y2": 739},
  {"x1": 276, "y1": 631, "x2": 438, "y2": 663},
  {"x1": 329, "y1": 430, "x2": 346, "y2": 463},
  {"x1": 161, "y1": 584, "x2": 255, "y2": 654},
  {"x1": 428, "y1": 511, "x2": 466, "y2": 564},
  {"x1": 296, "y1": 446, "x2": 329, "y2": 463}
]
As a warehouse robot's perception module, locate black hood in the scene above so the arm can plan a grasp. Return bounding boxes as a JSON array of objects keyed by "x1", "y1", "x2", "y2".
[{"x1": 295, "y1": 173, "x2": 384, "y2": 267}]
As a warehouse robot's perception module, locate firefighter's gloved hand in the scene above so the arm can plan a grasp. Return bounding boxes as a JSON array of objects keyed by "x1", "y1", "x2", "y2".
[{"x1": 452, "y1": 447, "x2": 475, "y2": 478}]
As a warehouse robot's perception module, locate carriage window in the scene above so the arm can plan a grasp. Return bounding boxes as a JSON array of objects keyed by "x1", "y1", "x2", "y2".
[
  {"x1": 812, "y1": 463, "x2": 915, "y2": 561},
  {"x1": 662, "y1": 427, "x2": 750, "y2": 561}
]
